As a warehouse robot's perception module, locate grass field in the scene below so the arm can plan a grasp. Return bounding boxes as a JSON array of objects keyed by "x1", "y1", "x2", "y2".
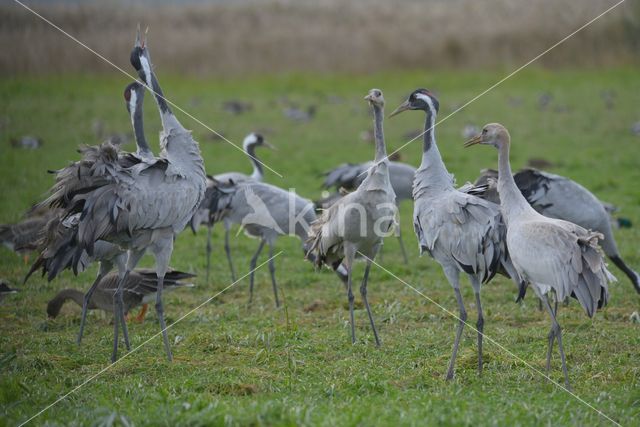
[{"x1": 1, "y1": 68, "x2": 639, "y2": 426}]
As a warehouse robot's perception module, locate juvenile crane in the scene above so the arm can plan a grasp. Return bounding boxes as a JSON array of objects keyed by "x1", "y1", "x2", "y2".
[
  {"x1": 319, "y1": 159, "x2": 415, "y2": 263},
  {"x1": 465, "y1": 123, "x2": 614, "y2": 388},
  {"x1": 390, "y1": 89, "x2": 518, "y2": 379},
  {"x1": 475, "y1": 168, "x2": 639, "y2": 294},
  {"x1": 307, "y1": 89, "x2": 397, "y2": 346}
]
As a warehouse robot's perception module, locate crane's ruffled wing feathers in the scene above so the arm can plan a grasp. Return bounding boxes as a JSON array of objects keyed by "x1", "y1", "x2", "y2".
[
  {"x1": 415, "y1": 191, "x2": 504, "y2": 283},
  {"x1": 510, "y1": 220, "x2": 612, "y2": 316},
  {"x1": 306, "y1": 195, "x2": 352, "y2": 269},
  {"x1": 322, "y1": 162, "x2": 369, "y2": 191}
]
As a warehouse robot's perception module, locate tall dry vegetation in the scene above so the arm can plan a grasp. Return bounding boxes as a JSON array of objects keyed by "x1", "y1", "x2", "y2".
[{"x1": 1, "y1": 0, "x2": 638, "y2": 75}]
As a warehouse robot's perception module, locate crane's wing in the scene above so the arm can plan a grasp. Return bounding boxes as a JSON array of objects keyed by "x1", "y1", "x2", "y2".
[
  {"x1": 414, "y1": 190, "x2": 504, "y2": 283},
  {"x1": 322, "y1": 162, "x2": 370, "y2": 191},
  {"x1": 509, "y1": 220, "x2": 613, "y2": 316}
]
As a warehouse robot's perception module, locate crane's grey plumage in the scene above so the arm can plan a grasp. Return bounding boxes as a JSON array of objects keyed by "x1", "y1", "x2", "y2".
[
  {"x1": 47, "y1": 269, "x2": 195, "y2": 319},
  {"x1": 26, "y1": 80, "x2": 155, "y2": 347},
  {"x1": 206, "y1": 178, "x2": 324, "y2": 306},
  {"x1": 191, "y1": 132, "x2": 273, "y2": 283},
  {"x1": 390, "y1": 89, "x2": 520, "y2": 379},
  {"x1": 474, "y1": 168, "x2": 640, "y2": 294},
  {"x1": 308, "y1": 89, "x2": 397, "y2": 346},
  {"x1": 318, "y1": 159, "x2": 415, "y2": 263},
  {"x1": 466, "y1": 123, "x2": 614, "y2": 389},
  {"x1": 33, "y1": 31, "x2": 206, "y2": 362}
]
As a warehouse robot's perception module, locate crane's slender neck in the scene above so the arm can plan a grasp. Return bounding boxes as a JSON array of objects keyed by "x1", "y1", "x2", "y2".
[
  {"x1": 131, "y1": 94, "x2": 152, "y2": 156},
  {"x1": 414, "y1": 108, "x2": 454, "y2": 194},
  {"x1": 372, "y1": 104, "x2": 387, "y2": 163},
  {"x1": 245, "y1": 143, "x2": 264, "y2": 181},
  {"x1": 497, "y1": 139, "x2": 535, "y2": 220}
]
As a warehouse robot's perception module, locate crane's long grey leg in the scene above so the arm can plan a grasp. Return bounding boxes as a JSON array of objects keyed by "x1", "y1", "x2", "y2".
[
  {"x1": 360, "y1": 245, "x2": 380, "y2": 347},
  {"x1": 267, "y1": 242, "x2": 279, "y2": 308},
  {"x1": 609, "y1": 255, "x2": 640, "y2": 294},
  {"x1": 445, "y1": 267, "x2": 466, "y2": 380},
  {"x1": 344, "y1": 243, "x2": 357, "y2": 345},
  {"x1": 224, "y1": 223, "x2": 236, "y2": 283},
  {"x1": 543, "y1": 293, "x2": 571, "y2": 390},
  {"x1": 545, "y1": 294, "x2": 559, "y2": 374},
  {"x1": 151, "y1": 234, "x2": 174, "y2": 362},
  {"x1": 396, "y1": 226, "x2": 408, "y2": 265},
  {"x1": 469, "y1": 275, "x2": 483, "y2": 375},
  {"x1": 112, "y1": 250, "x2": 144, "y2": 362},
  {"x1": 248, "y1": 240, "x2": 266, "y2": 305},
  {"x1": 205, "y1": 222, "x2": 213, "y2": 285},
  {"x1": 77, "y1": 259, "x2": 113, "y2": 346}
]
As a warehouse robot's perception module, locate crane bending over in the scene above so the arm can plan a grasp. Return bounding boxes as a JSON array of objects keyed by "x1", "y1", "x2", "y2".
[
  {"x1": 474, "y1": 168, "x2": 639, "y2": 295},
  {"x1": 389, "y1": 89, "x2": 520, "y2": 379},
  {"x1": 307, "y1": 89, "x2": 397, "y2": 346},
  {"x1": 191, "y1": 133, "x2": 274, "y2": 283},
  {"x1": 465, "y1": 123, "x2": 614, "y2": 389},
  {"x1": 205, "y1": 178, "x2": 337, "y2": 306}
]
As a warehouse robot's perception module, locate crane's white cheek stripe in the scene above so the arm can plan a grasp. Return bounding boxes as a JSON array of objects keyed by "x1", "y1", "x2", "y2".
[
  {"x1": 140, "y1": 56, "x2": 152, "y2": 85},
  {"x1": 129, "y1": 91, "x2": 137, "y2": 118}
]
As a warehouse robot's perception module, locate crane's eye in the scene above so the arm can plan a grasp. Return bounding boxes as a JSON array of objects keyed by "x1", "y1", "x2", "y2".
[
  {"x1": 482, "y1": 129, "x2": 487, "y2": 135},
  {"x1": 374, "y1": 90, "x2": 381, "y2": 97}
]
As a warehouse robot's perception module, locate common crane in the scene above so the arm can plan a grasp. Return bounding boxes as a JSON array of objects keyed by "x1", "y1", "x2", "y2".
[
  {"x1": 307, "y1": 89, "x2": 397, "y2": 347},
  {"x1": 465, "y1": 123, "x2": 614, "y2": 389}
]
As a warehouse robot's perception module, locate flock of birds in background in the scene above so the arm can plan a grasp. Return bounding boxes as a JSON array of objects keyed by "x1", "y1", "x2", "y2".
[{"x1": 1, "y1": 29, "x2": 638, "y2": 390}]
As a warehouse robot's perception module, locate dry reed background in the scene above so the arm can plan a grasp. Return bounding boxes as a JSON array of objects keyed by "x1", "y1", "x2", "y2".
[{"x1": 1, "y1": 0, "x2": 639, "y2": 76}]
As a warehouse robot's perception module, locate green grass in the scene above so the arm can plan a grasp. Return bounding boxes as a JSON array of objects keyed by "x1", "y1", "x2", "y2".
[{"x1": 1, "y1": 68, "x2": 639, "y2": 426}]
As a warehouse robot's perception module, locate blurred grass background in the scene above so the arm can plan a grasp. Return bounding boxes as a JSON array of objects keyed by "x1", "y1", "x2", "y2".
[{"x1": 0, "y1": 1, "x2": 639, "y2": 426}]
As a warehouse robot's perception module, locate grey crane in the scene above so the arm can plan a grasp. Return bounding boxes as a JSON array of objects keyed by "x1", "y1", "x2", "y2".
[
  {"x1": 474, "y1": 168, "x2": 639, "y2": 294},
  {"x1": 465, "y1": 123, "x2": 614, "y2": 389},
  {"x1": 206, "y1": 177, "x2": 331, "y2": 306},
  {"x1": 47, "y1": 269, "x2": 195, "y2": 321},
  {"x1": 389, "y1": 89, "x2": 519, "y2": 379},
  {"x1": 191, "y1": 132, "x2": 274, "y2": 283},
  {"x1": 35, "y1": 31, "x2": 206, "y2": 362},
  {"x1": 307, "y1": 89, "x2": 397, "y2": 346},
  {"x1": 26, "y1": 80, "x2": 154, "y2": 347},
  {"x1": 317, "y1": 159, "x2": 415, "y2": 264}
]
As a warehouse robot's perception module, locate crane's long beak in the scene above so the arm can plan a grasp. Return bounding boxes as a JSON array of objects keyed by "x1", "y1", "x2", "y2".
[
  {"x1": 388, "y1": 101, "x2": 411, "y2": 118},
  {"x1": 263, "y1": 142, "x2": 277, "y2": 151},
  {"x1": 135, "y1": 24, "x2": 142, "y2": 47},
  {"x1": 464, "y1": 135, "x2": 483, "y2": 148}
]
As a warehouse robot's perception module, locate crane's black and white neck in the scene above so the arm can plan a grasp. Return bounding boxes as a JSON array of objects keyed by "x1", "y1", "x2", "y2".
[
  {"x1": 390, "y1": 89, "x2": 453, "y2": 194},
  {"x1": 124, "y1": 81, "x2": 153, "y2": 161},
  {"x1": 243, "y1": 133, "x2": 266, "y2": 181}
]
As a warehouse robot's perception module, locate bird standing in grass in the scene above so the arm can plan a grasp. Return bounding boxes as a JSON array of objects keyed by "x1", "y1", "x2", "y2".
[
  {"x1": 465, "y1": 123, "x2": 614, "y2": 389},
  {"x1": 474, "y1": 168, "x2": 639, "y2": 295},
  {"x1": 307, "y1": 89, "x2": 397, "y2": 346},
  {"x1": 47, "y1": 269, "x2": 195, "y2": 321},
  {"x1": 390, "y1": 89, "x2": 519, "y2": 379}
]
